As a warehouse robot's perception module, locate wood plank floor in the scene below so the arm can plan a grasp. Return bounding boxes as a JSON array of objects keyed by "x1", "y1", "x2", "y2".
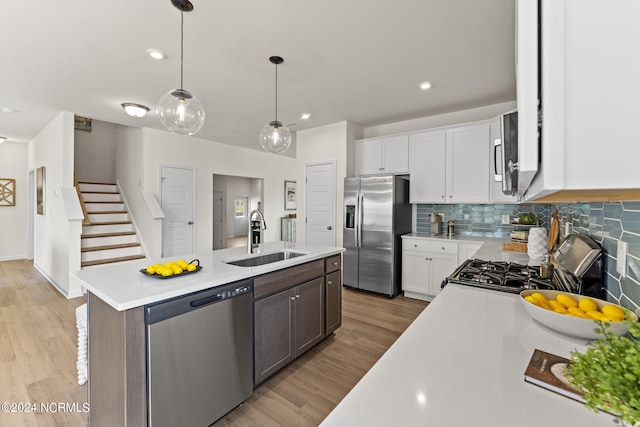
[{"x1": 0, "y1": 260, "x2": 428, "y2": 426}]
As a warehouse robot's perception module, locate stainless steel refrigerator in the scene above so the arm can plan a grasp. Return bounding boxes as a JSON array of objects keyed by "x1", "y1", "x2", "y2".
[{"x1": 343, "y1": 175, "x2": 412, "y2": 297}]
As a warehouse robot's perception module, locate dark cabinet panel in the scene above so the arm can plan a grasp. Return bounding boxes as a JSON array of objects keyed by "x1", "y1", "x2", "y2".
[
  {"x1": 294, "y1": 278, "x2": 325, "y2": 355},
  {"x1": 325, "y1": 270, "x2": 342, "y2": 334}
]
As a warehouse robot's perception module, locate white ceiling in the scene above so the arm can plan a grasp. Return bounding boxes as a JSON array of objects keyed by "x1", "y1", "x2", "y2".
[{"x1": 0, "y1": 0, "x2": 516, "y2": 154}]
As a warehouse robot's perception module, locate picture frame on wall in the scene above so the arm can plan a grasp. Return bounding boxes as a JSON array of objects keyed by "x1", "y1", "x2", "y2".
[
  {"x1": 36, "y1": 166, "x2": 45, "y2": 215},
  {"x1": 0, "y1": 178, "x2": 16, "y2": 206},
  {"x1": 284, "y1": 180, "x2": 296, "y2": 210}
]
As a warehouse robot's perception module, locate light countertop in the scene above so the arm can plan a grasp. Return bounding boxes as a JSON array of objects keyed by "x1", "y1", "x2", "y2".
[
  {"x1": 402, "y1": 233, "x2": 532, "y2": 264},
  {"x1": 75, "y1": 241, "x2": 344, "y2": 311},
  {"x1": 321, "y1": 283, "x2": 615, "y2": 426}
]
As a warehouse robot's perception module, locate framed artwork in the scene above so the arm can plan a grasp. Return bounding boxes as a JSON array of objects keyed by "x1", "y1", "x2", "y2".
[
  {"x1": 36, "y1": 166, "x2": 45, "y2": 215},
  {"x1": 284, "y1": 180, "x2": 297, "y2": 210},
  {"x1": 0, "y1": 178, "x2": 16, "y2": 206}
]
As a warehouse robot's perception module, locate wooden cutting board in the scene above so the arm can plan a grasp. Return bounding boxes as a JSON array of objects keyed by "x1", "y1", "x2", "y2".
[{"x1": 548, "y1": 210, "x2": 559, "y2": 252}]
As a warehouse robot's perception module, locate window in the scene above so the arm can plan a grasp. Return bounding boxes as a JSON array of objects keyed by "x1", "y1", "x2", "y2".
[{"x1": 235, "y1": 198, "x2": 246, "y2": 218}]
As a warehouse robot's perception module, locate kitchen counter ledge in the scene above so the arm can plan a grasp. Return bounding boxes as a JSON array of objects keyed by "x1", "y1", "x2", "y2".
[{"x1": 75, "y1": 241, "x2": 344, "y2": 311}]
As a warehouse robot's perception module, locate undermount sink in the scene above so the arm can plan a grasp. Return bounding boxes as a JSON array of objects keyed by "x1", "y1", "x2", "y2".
[{"x1": 223, "y1": 250, "x2": 307, "y2": 267}]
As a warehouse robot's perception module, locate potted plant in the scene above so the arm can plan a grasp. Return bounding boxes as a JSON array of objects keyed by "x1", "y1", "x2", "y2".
[{"x1": 567, "y1": 315, "x2": 640, "y2": 426}]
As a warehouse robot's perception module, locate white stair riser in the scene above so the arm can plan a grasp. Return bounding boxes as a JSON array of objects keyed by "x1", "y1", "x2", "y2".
[
  {"x1": 81, "y1": 246, "x2": 143, "y2": 262},
  {"x1": 82, "y1": 193, "x2": 121, "y2": 202},
  {"x1": 88, "y1": 212, "x2": 129, "y2": 223},
  {"x1": 82, "y1": 223, "x2": 134, "y2": 234},
  {"x1": 81, "y1": 235, "x2": 138, "y2": 248},
  {"x1": 78, "y1": 183, "x2": 117, "y2": 193},
  {"x1": 84, "y1": 202, "x2": 124, "y2": 212}
]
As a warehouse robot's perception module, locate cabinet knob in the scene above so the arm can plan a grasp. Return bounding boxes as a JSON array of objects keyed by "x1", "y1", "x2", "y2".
[
  {"x1": 414, "y1": 244, "x2": 418, "y2": 247},
  {"x1": 441, "y1": 195, "x2": 445, "y2": 199},
  {"x1": 295, "y1": 294, "x2": 300, "y2": 299},
  {"x1": 333, "y1": 261, "x2": 339, "y2": 266},
  {"x1": 327, "y1": 281, "x2": 333, "y2": 285},
  {"x1": 379, "y1": 167, "x2": 384, "y2": 171},
  {"x1": 441, "y1": 247, "x2": 445, "y2": 250},
  {"x1": 290, "y1": 296, "x2": 296, "y2": 301},
  {"x1": 449, "y1": 195, "x2": 452, "y2": 198}
]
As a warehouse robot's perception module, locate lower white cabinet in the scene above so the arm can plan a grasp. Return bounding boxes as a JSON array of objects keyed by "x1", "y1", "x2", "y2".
[{"x1": 402, "y1": 238, "x2": 459, "y2": 301}]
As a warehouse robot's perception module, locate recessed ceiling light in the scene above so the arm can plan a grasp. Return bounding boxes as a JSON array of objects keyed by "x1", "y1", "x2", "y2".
[
  {"x1": 419, "y1": 81, "x2": 432, "y2": 91},
  {"x1": 121, "y1": 103, "x2": 150, "y2": 118},
  {"x1": 300, "y1": 113, "x2": 311, "y2": 120},
  {"x1": 0, "y1": 136, "x2": 7, "y2": 144},
  {"x1": 147, "y1": 49, "x2": 166, "y2": 60},
  {"x1": 1, "y1": 106, "x2": 19, "y2": 113}
]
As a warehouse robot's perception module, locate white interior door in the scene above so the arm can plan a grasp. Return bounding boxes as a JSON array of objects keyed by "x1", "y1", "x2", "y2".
[
  {"x1": 305, "y1": 161, "x2": 336, "y2": 246},
  {"x1": 161, "y1": 166, "x2": 196, "y2": 257},
  {"x1": 212, "y1": 190, "x2": 224, "y2": 250}
]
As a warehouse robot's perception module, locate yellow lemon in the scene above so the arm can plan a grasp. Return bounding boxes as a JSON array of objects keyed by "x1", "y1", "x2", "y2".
[
  {"x1": 567, "y1": 306, "x2": 590, "y2": 318},
  {"x1": 177, "y1": 259, "x2": 188, "y2": 269},
  {"x1": 586, "y1": 310, "x2": 608, "y2": 321},
  {"x1": 525, "y1": 295, "x2": 540, "y2": 306},
  {"x1": 601, "y1": 305, "x2": 625, "y2": 321},
  {"x1": 578, "y1": 297, "x2": 598, "y2": 312},
  {"x1": 160, "y1": 268, "x2": 173, "y2": 277},
  {"x1": 556, "y1": 294, "x2": 578, "y2": 309},
  {"x1": 146, "y1": 265, "x2": 156, "y2": 275},
  {"x1": 172, "y1": 265, "x2": 183, "y2": 275},
  {"x1": 187, "y1": 263, "x2": 197, "y2": 272},
  {"x1": 531, "y1": 292, "x2": 549, "y2": 305},
  {"x1": 549, "y1": 300, "x2": 568, "y2": 314}
]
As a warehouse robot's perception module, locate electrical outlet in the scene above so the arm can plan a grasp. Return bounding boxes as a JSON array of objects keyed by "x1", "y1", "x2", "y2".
[
  {"x1": 501, "y1": 215, "x2": 510, "y2": 224},
  {"x1": 617, "y1": 240, "x2": 628, "y2": 278}
]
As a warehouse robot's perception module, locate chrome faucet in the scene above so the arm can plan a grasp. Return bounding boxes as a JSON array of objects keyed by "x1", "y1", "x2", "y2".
[{"x1": 247, "y1": 209, "x2": 267, "y2": 254}]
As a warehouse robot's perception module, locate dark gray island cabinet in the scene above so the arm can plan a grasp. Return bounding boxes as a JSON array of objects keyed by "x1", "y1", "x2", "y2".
[
  {"x1": 254, "y1": 254, "x2": 342, "y2": 384},
  {"x1": 87, "y1": 252, "x2": 342, "y2": 426}
]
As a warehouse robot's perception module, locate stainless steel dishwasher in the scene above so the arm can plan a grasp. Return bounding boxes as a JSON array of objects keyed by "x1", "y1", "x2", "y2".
[{"x1": 145, "y1": 279, "x2": 253, "y2": 427}]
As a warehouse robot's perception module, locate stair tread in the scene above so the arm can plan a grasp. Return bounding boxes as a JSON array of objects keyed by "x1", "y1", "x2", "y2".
[
  {"x1": 77, "y1": 181, "x2": 116, "y2": 185},
  {"x1": 82, "y1": 231, "x2": 136, "y2": 239},
  {"x1": 84, "y1": 201, "x2": 124, "y2": 204},
  {"x1": 87, "y1": 210, "x2": 128, "y2": 214},
  {"x1": 86, "y1": 221, "x2": 132, "y2": 226},
  {"x1": 81, "y1": 242, "x2": 141, "y2": 252},
  {"x1": 81, "y1": 191, "x2": 120, "y2": 194},
  {"x1": 81, "y1": 254, "x2": 146, "y2": 268}
]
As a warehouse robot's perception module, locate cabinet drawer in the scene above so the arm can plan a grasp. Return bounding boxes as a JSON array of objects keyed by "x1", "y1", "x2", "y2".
[
  {"x1": 402, "y1": 239, "x2": 458, "y2": 255},
  {"x1": 254, "y1": 260, "x2": 324, "y2": 299},
  {"x1": 325, "y1": 255, "x2": 341, "y2": 273}
]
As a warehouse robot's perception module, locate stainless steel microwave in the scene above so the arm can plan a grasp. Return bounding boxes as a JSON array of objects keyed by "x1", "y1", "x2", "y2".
[{"x1": 499, "y1": 110, "x2": 518, "y2": 195}]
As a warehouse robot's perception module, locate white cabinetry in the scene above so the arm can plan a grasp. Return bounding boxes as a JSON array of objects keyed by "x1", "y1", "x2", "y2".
[
  {"x1": 518, "y1": 0, "x2": 640, "y2": 201},
  {"x1": 409, "y1": 122, "x2": 491, "y2": 204},
  {"x1": 355, "y1": 135, "x2": 409, "y2": 176},
  {"x1": 402, "y1": 238, "x2": 458, "y2": 301}
]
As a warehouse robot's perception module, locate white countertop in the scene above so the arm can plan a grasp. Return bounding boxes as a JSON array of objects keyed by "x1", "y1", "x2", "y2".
[
  {"x1": 402, "y1": 233, "x2": 533, "y2": 264},
  {"x1": 75, "y1": 241, "x2": 344, "y2": 311},
  {"x1": 321, "y1": 283, "x2": 614, "y2": 426}
]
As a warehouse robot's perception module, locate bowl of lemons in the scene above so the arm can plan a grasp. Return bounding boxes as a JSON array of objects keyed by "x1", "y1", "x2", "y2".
[
  {"x1": 141, "y1": 259, "x2": 201, "y2": 279},
  {"x1": 520, "y1": 289, "x2": 637, "y2": 339}
]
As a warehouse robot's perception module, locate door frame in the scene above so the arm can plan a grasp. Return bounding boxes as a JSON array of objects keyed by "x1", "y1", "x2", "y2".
[
  {"x1": 304, "y1": 160, "x2": 337, "y2": 246},
  {"x1": 212, "y1": 190, "x2": 224, "y2": 250},
  {"x1": 160, "y1": 164, "x2": 197, "y2": 257}
]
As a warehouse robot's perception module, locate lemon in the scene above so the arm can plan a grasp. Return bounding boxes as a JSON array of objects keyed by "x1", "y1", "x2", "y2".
[
  {"x1": 160, "y1": 268, "x2": 173, "y2": 277},
  {"x1": 586, "y1": 310, "x2": 607, "y2": 321},
  {"x1": 578, "y1": 297, "x2": 598, "y2": 312},
  {"x1": 556, "y1": 294, "x2": 578, "y2": 309},
  {"x1": 176, "y1": 259, "x2": 188, "y2": 269},
  {"x1": 172, "y1": 265, "x2": 183, "y2": 275},
  {"x1": 187, "y1": 263, "x2": 197, "y2": 272},
  {"x1": 601, "y1": 305, "x2": 625, "y2": 321},
  {"x1": 549, "y1": 300, "x2": 568, "y2": 313},
  {"x1": 146, "y1": 265, "x2": 156, "y2": 275},
  {"x1": 531, "y1": 292, "x2": 549, "y2": 305},
  {"x1": 567, "y1": 306, "x2": 590, "y2": 318}
]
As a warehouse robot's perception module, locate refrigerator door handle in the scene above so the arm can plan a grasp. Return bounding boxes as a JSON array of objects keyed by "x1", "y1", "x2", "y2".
[{"x1": 357, "y1": 192, "x2": 364, "y2": 247}]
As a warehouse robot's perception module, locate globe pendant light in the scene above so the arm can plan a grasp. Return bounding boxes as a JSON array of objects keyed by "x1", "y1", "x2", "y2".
[
  {"x1": 156, "y1": 0, "x2": 205, "y2": 136},
  {"x1": 259, "y1": 56, "x2": 292, "y2": 154}
]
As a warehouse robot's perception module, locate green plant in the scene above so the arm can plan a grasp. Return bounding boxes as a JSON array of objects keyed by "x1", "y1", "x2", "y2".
[
  {"x1": 567, "y1": 315, "x2": 640, "y2": 425},
  {"x1": 517, "y1": 212, "x2": 538, "y2": 225}
]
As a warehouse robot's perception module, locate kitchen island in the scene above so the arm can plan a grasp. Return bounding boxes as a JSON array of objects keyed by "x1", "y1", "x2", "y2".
[
  {"x1": 321, "y1": 282, "x2": 615, "y2": 426},
  {"x1": 75, "y1": 241, "x2": 344, "y2": 427}
]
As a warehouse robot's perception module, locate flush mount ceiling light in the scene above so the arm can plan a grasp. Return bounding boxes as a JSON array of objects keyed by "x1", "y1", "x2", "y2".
[
  {"x1": 259, "y1": 56, "x2": 292, "y2": 154},
  {"x1": 419, "y1": 81, "x2": 432, "y2": 91},
  {"x1": 156, "y1": 0, "x2": 205, "y2": 136},
  {"x1": 147, "y1": 48, "x2": 166, "y2": 60},
  {"x1": 300, "y1": 113, "x2": 311, "y2": 120},
  {"x1": 0, "y1": 136, "x2": 7, "y2": 144},
  {"x1": 121, "y1": 103, "x2": 150, "y2": 118}
]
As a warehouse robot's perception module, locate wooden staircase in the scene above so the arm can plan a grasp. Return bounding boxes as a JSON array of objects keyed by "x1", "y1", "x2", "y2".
[{"x1": 77, "y1": 181, "x2": 146, "y2": 268}]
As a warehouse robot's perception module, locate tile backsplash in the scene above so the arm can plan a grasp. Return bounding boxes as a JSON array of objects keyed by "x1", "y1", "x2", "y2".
[{"x1": 415, "y1": 201, "x2": 640, "y2": 312}]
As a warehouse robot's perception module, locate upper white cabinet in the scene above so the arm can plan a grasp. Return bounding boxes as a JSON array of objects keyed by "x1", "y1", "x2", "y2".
[
  {"x1": 355, "y1": 135, "x2": 409, "y2": 176},
  {"x1": 409, "y1": 122, "x2": 491, "y2": 204},
  {"x1": 518, "y1": 0, "x2": 640, "y2": 201}
]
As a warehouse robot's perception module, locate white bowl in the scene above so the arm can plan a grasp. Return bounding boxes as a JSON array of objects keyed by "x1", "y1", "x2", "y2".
[{"x1": 520, "y1": 290, "x2": 637, "y2": 339}]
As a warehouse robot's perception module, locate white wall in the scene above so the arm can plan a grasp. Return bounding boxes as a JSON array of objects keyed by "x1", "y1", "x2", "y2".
[
  {"x1": 74, "y1": 120, "x2": 117, "y2": 182},
  {"x1": 28, "y1": 112, "x2": 83, "y2": 298},
  {"x1": 296, "y1": 121, "x2": 361, "y2": 248},
  {"x1": 363, "y1": 101, "x2": 516, "y2": 138},
  {"x1": 116, "y1": 127, "x2": 298, "y2": 257},
  {"x1": 0, "y1": 142, "x2": 28, "y2": 260}
]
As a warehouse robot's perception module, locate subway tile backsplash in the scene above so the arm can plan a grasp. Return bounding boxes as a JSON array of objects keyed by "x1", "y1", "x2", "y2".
[{"x1": 415, "y1": 201, "x2": 640, "y2": 312}]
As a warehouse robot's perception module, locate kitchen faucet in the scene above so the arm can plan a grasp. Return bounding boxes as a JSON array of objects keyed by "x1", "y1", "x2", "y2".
[{"x1": 247, "y1": 209, "x2": 267, "y2": 254}]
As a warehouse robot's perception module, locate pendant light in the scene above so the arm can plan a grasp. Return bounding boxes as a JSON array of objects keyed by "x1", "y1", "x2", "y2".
[
  {"x1": 259, "y1": 56, "x2": 292, "y2": 154},
  {"x1": 156, "y1": 0, "x2": 205, "y2": 136}
]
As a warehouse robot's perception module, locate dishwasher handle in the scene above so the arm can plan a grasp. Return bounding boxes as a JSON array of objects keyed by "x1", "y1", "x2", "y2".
[{"x1": 190, "y1": 294, "x2": 223, "y2": 308}]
